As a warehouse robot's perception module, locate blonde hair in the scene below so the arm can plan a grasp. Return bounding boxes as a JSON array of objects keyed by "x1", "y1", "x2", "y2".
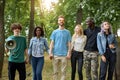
[{"x1": 72, "y1": 24, "x2": 84, "y2": 40}]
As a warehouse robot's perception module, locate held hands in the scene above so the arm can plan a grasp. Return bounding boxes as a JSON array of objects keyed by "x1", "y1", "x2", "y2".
[
  {"x1": 66, "y1": 51, "x2": 71, "y2": 59},
  {"x1": 109, "y1": 44, "x2": 115, "y2": 49},
  {"x1": 49, "y1": 51, "x2": 71, "y2": 60},
  {"x1": 101, "y1": 55, "x2": 106, "y2": 62},
  {"x1": 25, "y1": 58, "x2": 29, "y2": 64},
  {"x1": 49, "y1": 53, "x2": 53, "y2": 60}
]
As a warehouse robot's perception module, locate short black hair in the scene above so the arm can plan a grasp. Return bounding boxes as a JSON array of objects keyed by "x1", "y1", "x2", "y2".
[{"x1": 86, "y1": 17, "x2": 94, "y2": 23}]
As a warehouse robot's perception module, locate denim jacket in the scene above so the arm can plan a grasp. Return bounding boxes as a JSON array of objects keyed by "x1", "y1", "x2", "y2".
[
  {"x1": 28, "y1": 37, "x2": 49, "y2": 57},
  {"x1": 97, "y1": 32, "x2": 117, "y2": 55}
]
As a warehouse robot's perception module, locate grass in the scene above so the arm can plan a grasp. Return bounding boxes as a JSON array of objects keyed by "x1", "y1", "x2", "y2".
[
  {"x1": 6, "y1": 54, "x2": 119, "y2": 80},
  {"x1": 1, "y1": 54, "x2": 87, "y2": 80}
]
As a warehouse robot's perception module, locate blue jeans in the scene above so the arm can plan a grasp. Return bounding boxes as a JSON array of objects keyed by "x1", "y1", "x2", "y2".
[
  {"x1": 71, "y1": 50, "x2": 83, "y2": 80},
  {"x1": 99, "y1": 48, "x2": 116, "y2": 80},
  {"x1": 31, "y1": 56, "x2": 44, "y2": 80}
]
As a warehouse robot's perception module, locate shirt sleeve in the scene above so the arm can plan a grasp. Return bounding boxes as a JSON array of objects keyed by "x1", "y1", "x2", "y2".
[
  {"x1": 97, "y1": 33, "x2": 104, "y2": 55},
  {"x1": 24, "y1": 37, "x2": 27, "y2": 49},
  {"x1": 67, "y1": 31, "x2": 71, "y2": 42},
  {"x1": 28, "y1": 39, "x2": 33, "y2": 56},
  {"x1": 50, "y1": 30, "x2": 55, "y2": 41}
]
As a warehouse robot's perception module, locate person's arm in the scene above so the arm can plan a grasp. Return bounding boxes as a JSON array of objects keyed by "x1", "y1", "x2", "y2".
[
  {"x1": 24, "y1": 37, "x2": 29, "y2": 64},
  {"x1": 66, "y1": 41, "x2": 71, "y2": 59},
  {"x1": 49, "y1": 40, "x2": 54, "y2": 60},
  {"x1": 25, "y1": 48, "x2": 29, "y2": 64},
  {"x1": 109, "y1": 34, "x2": 117, "y2": 49},
  {"x1": 97, "y1": 33, "x2": 106, "y2": 62},
  {"x1": 44, "y1": 38, "x2": 49, "y2": 53},
  {"x1": 97, "y1": 33, "x2": 104, "y2": 55},
  {"x1": 5, "y1": 37, "x2": 10, "y2": 56},
  {"x1": 71, "y1": 36, "x2": 74, "y2": 51},
  {"x1": 66, "y1": 31, "x2": 71, "y2": 59},
  {"x1": 83, "y1": 35, "x2": 87, "y2": 49},
  {"x1": 5, "y1": 47, "x2": 9, "y2": 53},
  {"x1": 5, "y1": 47, "x2": 9, "y2": 57},
  {"x1": 28, "y1": 39, "x2": 33, "y2": 56},
  {"x1": 49, "y1": 30, "x2": 55, "y2": 60}
]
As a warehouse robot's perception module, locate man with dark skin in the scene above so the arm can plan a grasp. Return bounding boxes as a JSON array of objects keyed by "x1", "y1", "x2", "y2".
[{"x1": 84, "y1": 17, "x2": 100, "y2": 80}]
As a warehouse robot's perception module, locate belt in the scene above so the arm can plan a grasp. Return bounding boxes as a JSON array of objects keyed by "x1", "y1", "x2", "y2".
[{"x1": 73, "y1": 50, "x2": 83, "y2": 53}]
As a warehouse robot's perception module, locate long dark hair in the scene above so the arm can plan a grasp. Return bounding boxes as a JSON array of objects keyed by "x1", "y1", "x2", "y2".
[{"x1": 33, "y1": 26, "x2": 44, "y2": 37}]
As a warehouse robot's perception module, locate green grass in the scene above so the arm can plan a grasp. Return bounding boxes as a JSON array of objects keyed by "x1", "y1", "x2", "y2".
[
  {"x1": 5, "y1": 54, "x2": 118, "y2": 80},
  {"x1": 2, "y1": 54, "x2": 87, "y2": 80}
]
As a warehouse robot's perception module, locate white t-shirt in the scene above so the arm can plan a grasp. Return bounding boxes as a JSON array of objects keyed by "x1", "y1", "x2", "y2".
[{"x1": 71, "y1": 36, "x2": 87, "y2": 52}]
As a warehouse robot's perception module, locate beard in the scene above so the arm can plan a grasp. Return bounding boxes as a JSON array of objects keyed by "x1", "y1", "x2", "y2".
[{"x1": 59, "y1": 23, "x2": 64, "y2": 26}]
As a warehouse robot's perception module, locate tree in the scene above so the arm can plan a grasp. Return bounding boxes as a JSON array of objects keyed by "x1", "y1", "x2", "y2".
[
  {"x1": 76, "y1": 0, "x2": 83, "y2": 24},
  {"x1": 0, "y1": 0, "x2": 5, "y2": 78},
  {"x1": 4, "y1": 0, "x2": 30, "y2": 37},
  {"x1": 28, "y1": 0, "x2": 35, "y2": 46}
]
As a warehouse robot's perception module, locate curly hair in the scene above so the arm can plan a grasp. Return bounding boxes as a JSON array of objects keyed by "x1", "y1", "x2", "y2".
[{"x1": 33, "y1": 26, "x2": 44, "y2": 37}]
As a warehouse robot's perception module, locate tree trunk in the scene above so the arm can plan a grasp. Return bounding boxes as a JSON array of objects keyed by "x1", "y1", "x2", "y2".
[
  {"x1": 76, "y1": 0, "x2": 82, "y2": 25},
  {"x1": 28, "y1": 0, "x2": 34, "y2": 46},
  {"x1": 115, "y1": 41, "x2": 120, "y2": 80},
  {"x1": 0, "y1": 0, "x2": 5, "y2": 78}
]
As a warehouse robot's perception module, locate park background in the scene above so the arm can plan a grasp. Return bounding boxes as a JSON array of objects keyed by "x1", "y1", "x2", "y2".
[{"x1": 0, "y1": 0, "x2": 120, "y2": 80}]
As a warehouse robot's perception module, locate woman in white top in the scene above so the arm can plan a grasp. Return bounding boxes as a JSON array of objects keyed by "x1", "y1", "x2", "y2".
[{"x1": 71, "y1": 24, "x2": 87, "y2": 80}]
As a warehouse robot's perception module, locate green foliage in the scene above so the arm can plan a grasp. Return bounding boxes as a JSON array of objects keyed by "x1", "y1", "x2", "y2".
[
  {"x1": 5, "y1": 0, "x2": 30, "y2": 38},
  {"x1": 81, "y1": 0, "x2": 120, "y2": 28},
  {"x1": 4, "y1": 0, "x2": 120, "y2": 38},
  {"x1": 41, "y1": 0, "x2": 120, "y2": 37}
]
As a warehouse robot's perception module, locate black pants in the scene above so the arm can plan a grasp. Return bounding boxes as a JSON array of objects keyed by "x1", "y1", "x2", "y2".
[
  {"x1": 8, "y1": 62, "x2": 26, "y2": 80},
  {"x1": 71, "y1": 50, "x2": 83, "y2": 80},
  {"x1": 99, "y1": 49, "x2": 116, "y2": 80}
]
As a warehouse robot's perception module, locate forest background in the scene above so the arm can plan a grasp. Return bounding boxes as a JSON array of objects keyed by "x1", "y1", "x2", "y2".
[{"x1": 0, "y1": 0, "x2": 120, "y2": 80}]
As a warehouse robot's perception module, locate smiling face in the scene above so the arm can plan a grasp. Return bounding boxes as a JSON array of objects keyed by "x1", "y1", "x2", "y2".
[
  {"x1": 86, "y1": 17, "x2": 94, "y2": 28},
  {"x1": 75, "y1": 26, "x2": 80, "y2": 34},
  {"x1": 102, "y1": 22, "x2": 110, "y2": 31},
  {"x1": 101, "y1": 21, "x2": 112, "y2": 34},
  {"x1": 36, "y1": 28, "x2": 41, "y2": 37},
  {"x1": 34, "y1": 27, "x2": 44, "y2": 37},
  {"x1": 58, "y1": 17, "x2": 65, "y2": 27},
  {"x1": 74, "y1": 24, "x2": 83, "y2": 35}
]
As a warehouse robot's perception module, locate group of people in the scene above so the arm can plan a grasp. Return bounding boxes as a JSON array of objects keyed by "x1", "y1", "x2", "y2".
[{"x1": 5, "y1": 15, "x2": 117, "y2": 80}]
